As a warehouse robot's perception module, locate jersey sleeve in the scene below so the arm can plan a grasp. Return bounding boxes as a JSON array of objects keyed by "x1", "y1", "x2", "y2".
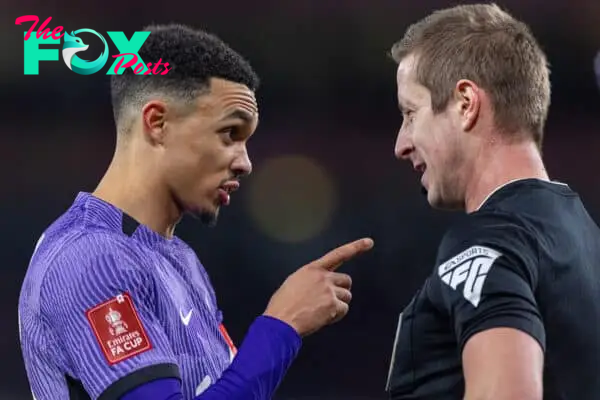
[
  {"x1": 40, "y1": 234, "x2": 180, "y2": 400},
  {"x1": 120, "y1": 316, "x2": 302, "y2": 400},
  {"x1": 429, "y1": 211, "x2": 545, "y2": 353}
]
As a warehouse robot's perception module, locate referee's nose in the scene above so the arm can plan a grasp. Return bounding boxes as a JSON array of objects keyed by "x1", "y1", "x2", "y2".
[{"x1": 394, "y1": 128, "x2": 414, "y2": 161}]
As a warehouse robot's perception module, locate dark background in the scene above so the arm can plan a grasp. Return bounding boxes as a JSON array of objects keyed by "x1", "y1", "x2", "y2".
[{"x1": 2, "y1": 0, "x2": 600, "y2": 398}]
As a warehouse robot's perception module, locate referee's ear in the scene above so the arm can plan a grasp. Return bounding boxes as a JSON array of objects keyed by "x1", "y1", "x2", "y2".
[{"x1": 455, "y1": 79, "x2": 481, "y2": 133}]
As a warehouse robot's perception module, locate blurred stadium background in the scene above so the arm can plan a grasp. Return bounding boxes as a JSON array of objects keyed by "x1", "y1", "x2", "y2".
[{"x1": 2, "y1": 0, "x2": 600, "y2": 398}]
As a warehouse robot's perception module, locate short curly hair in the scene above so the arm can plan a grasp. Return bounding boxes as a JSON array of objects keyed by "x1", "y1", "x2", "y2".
[{"x1": 110, "y1": 24, "x2": 260, "y2": 131}]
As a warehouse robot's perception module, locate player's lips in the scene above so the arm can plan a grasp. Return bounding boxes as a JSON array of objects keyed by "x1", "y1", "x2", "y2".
[
  {"x1": 217, "y1": 181, "x2": 240, "y2": 206},
  {"x1": 221, "y1": 181, "x2": 240, "y2": 193}
]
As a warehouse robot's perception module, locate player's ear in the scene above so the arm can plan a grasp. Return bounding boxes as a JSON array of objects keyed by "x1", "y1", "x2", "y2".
[
  {"x1": 141, "y1": 101, "x2": 168, "y2": 145},
  {"x1": 455, "y1": 79, "x2": 480, "y2": 132}
]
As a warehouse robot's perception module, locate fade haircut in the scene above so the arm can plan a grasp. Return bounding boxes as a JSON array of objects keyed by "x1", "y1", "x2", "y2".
[
  {"x1": 110, "y1": 24, "x2": 260, "y2": 134},
  {"x1": 390, "y1": 3, "x2": 551, "y2": 147}
]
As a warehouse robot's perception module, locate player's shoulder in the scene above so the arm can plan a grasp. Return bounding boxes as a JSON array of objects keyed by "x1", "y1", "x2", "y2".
[
  {"x1": 33, "y1": 212, "x2": 142, "y2": 261},
  {"x1": 30, "y1": 224, "x2": 150, "y2": 291},
  {"x1": 29, "y1": 194, "x2": 147, "y2": 263},
  {"x1": 56, "y1": 231, "x2": 144, "y2": 262}
]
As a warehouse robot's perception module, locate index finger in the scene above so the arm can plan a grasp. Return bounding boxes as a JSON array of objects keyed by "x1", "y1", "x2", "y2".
[{"x1": 310, "y1": 238, "x2": 374, "y2": 271}]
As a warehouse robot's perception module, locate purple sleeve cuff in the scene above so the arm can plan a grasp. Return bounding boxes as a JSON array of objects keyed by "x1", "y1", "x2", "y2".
[
  {"x1": 120, "y1": 315, "x2": 302, "y2": 400},
  {"x1": 255, "y1": 315, "x2": 302, "y2": 351},
  {"x1": 199, "y1": 315, "x2": 301, "y2": 398}
]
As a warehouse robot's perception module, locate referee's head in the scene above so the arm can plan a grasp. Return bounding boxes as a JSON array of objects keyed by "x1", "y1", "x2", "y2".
[{"x1": 390, "y1": 4, "x2": 550, "y2": 211}]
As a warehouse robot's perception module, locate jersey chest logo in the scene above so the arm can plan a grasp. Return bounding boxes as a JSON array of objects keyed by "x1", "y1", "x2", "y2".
[{"x1": 437, "y1": 246, "x2": 502, "y2": 307}]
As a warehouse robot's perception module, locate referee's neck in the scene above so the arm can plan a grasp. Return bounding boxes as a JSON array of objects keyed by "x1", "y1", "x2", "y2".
[{"x1": 464, "y1": 141, "x2": 549, "y2": 213}]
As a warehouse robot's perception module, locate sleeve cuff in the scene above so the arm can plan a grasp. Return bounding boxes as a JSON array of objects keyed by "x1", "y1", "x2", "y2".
[
  {"x1": 255, "y1": 315, "x2": 302, "y2": 352},
  {"x1": 98, "y1": 363, "x2": 180, "y2": 400},
  {"x1": 459, "y1": 313, "x2": 546, "y2": 354}
]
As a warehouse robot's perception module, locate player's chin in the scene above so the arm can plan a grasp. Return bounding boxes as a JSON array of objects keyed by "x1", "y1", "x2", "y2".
[{"x1": 187, "y1": 203, "x2": 220, "y2": 227}]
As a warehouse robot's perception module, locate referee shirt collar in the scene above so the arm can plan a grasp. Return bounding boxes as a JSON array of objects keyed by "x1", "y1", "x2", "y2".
[{"x1": 474, "y1": 178, "x2": 570, "y2": 211}]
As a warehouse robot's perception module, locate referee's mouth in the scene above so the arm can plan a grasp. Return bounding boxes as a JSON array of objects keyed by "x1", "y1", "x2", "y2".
[
  {"x1": 413, "y1": 162, "x2": 428, "y2": 193},
  {"x1": 414, "y1": 162, "x2": 426, "y2": 174}
]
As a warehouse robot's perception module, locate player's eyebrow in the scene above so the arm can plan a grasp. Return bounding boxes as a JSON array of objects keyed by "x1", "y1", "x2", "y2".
[{"x1": 221, "y1": 109, "x2": 254, "y2": 123}]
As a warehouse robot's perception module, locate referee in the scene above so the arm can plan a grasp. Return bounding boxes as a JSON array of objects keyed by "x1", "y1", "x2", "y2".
[{"x1": 386, "y1": 4, "x2": 600, "y2": 400}]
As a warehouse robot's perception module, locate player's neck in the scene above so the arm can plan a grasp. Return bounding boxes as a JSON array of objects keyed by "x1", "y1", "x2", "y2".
[
  {"x1": 464, "y1": 139, "x2": 549, "y2": 213},
  {"x1": 93, "y1": 152, "x2": 180, "y2": 239}
]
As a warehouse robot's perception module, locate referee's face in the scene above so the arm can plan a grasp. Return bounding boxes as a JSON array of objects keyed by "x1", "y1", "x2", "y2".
[
  {"x1": 159, "y1": 78, "x2": 259, "y2": 225},
  {"x1": 394, "y1": 56, "x2": 467, "y2": 210}
]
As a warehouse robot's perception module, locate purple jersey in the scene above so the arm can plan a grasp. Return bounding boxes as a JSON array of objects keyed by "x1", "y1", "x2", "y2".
[{"x1": 19, "y1": 192, "x2": 237, "y2": 399}]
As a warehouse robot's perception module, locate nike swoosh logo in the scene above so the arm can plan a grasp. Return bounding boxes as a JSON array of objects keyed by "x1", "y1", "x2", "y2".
[{"x1": 180, "y1": 309, "x2": 193, "y2": 326}]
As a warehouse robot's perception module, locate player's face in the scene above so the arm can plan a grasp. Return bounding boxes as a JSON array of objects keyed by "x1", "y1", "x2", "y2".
[
  {"x1": 394, "y1": 55, "x2": 468, "y2": 210},
  {"x1": 161, "y1": 78, "x2": 259, "y2": 225}
]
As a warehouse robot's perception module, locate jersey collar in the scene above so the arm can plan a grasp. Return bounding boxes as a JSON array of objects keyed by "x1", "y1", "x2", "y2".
[{"x1": 475, "y1": 178, "x2": 569, "y2": 211}]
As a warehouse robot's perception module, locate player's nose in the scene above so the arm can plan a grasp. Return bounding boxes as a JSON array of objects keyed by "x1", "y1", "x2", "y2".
[
  {"x1": 394, "y1": 128, "x2": 414, "y2": 161},
  {"x1": 231, "y1": 148, "x2": 252, "y2": 177}
]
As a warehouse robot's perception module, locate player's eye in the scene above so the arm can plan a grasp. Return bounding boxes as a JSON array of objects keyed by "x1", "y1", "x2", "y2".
[{"x1": 218, "y1": 127, "x2": 237, "y2": 143}]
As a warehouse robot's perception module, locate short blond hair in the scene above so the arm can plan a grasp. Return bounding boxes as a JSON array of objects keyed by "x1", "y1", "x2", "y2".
[{"x1": 391, "y1": 3, "x2": 551, "y2": 146}]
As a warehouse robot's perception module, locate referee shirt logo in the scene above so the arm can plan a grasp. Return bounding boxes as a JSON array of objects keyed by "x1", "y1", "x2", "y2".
[{"x1": 437, "y1": 246, "x2": 502, "y2": 307}]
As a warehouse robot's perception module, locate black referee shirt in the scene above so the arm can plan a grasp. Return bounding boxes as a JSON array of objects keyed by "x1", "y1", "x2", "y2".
[{"x1": 386, "y1": 179, "x2": 600, "y2": 399}]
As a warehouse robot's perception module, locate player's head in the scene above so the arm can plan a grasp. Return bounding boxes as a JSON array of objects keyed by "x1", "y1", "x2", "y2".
[
  {"x1": 110, "y1": 24, "x2": 259, "y2": 226},
  {"x1": 390, "y1": 4, "x2": 550, "y2": 210}
]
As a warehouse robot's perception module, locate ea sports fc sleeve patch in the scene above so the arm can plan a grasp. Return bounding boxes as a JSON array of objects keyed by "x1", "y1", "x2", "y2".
[
  {"x1": 437, "y1": 245, "x2": 503, "y2": 308},
  {"x1": 86, "y1": 292, "x2": 152, "y2": 365},
  {"x1": 430, "y1": 211, "x2": 546, "y2": 353}
]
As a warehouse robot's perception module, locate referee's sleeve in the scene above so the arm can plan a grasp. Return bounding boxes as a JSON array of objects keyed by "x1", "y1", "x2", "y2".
[{"x1": 430, "y1": 211, "x2": 546, "y2": 353}]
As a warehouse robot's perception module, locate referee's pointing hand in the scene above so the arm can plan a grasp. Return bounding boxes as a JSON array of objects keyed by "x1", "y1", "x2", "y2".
[{"x1": 264, "y1": 238, "x2": 374, "y2": 337}]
